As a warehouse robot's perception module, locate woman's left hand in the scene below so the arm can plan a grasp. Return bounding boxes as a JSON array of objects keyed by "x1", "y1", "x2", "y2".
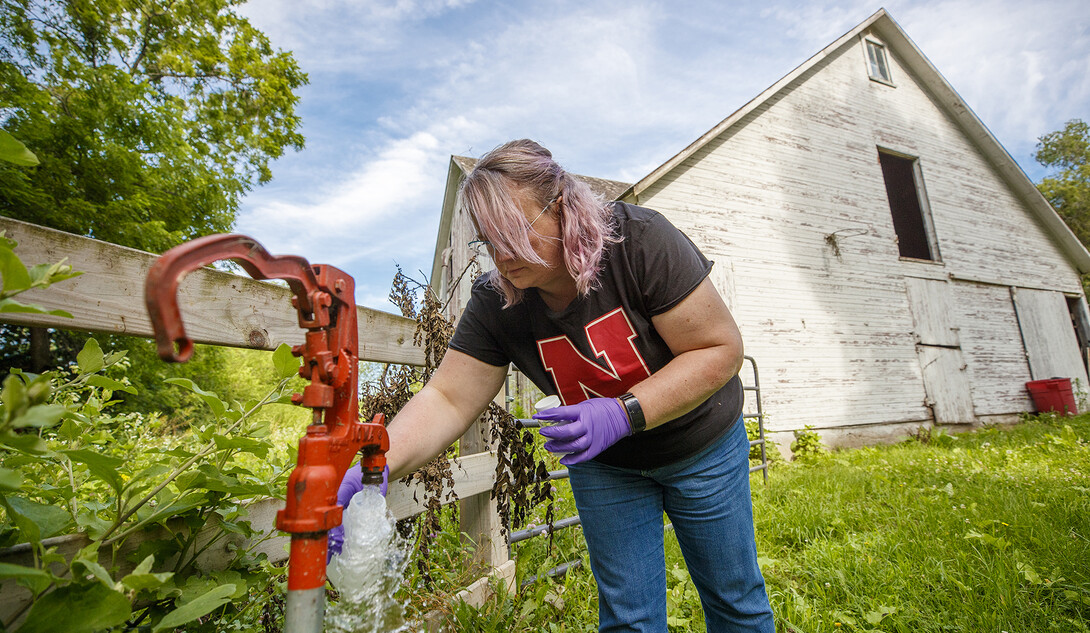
[
  {"x1": 328, "y1": 463, "x2": 388, "y2": 561},
  {"x1": 535, "y1": 398, "x2": 632, "y2": 465}
]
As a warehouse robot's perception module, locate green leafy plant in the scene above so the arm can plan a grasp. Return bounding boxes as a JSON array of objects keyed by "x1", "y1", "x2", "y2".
[
  {"x1": 447, "y1": 578, "x2": 523, "y2": 632},
  {"x1": 0, "y1": 0, "x2": 308, "y2": 255},
  {"x1": 909, "y1": 424, "x2": 958, "y2": 448},
  {"x1": 0, "y1": 130, "x2": 38, "y2": 167},
  {"x1": 666, "y1": 564, "x2": 701, "y2": 630},
  {"x1": 790, "y1": 425, "x2": 829, "y2": 463},
  {"x1": 0, "y1": 338, "x2": 301, "y2": 632},
  {"x1": 745, "y1": 418, "x2": 781, "y2": 464}
]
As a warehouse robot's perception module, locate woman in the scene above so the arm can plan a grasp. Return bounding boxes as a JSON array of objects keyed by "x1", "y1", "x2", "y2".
[{"x1": 339, "y1": 139, "x2": 774, "y2": 632}]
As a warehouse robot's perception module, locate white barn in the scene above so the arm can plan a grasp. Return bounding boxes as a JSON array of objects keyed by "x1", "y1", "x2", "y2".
[{"x1": 429, "y1": 9, "x2": 1090, "y2": 450}]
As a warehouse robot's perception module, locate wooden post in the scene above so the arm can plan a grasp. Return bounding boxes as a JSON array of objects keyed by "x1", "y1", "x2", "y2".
[{"x1": 458, "y1": 387, "x2": 508, "y2": 572}]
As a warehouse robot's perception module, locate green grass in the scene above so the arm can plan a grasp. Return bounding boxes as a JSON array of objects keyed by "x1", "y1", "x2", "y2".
[{"x1": 435, "y1": 414, "x2": 1090, "y2": 632}]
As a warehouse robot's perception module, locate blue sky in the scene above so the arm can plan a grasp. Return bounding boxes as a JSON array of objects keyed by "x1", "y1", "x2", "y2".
[{"x1": 236, "y1": 0, "x2": 1090, "y2": 313}]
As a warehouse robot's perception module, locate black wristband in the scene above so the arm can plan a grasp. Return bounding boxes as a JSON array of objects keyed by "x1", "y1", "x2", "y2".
[{"x1": 617, "y1": 392, "x2": 646, "y2": 433}]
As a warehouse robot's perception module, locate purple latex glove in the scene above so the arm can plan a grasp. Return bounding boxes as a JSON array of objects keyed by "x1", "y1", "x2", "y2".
[
  {"x1": 534, "y1": 397, "x2": 632, "y2": 466},
  {"x1": 328, "y1": 463, "x2": 388, "y2": 560}
]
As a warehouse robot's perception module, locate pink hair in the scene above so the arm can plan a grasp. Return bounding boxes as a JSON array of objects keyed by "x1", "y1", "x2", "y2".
[{"x1": 457, "y1": 139, "x2": 620, "y2": 307}]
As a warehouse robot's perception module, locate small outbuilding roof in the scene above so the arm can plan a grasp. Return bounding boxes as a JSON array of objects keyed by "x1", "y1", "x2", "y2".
[
  {"x1": 451, "y1": 156, "x2": 631, "y2": 201},
  {"x1": 429, "y1": 156, "x2": 631, "y2": 288}
]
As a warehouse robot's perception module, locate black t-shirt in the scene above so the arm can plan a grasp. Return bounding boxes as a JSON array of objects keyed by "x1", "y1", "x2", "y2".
[{"x1": 449, "y1": 202, "x2": 743, "y2": 469}]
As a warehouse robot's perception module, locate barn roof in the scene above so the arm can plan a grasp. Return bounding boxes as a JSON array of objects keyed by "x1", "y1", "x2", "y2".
[{"x1": 619, "y1": 8, "x2": 1090, "y2": 273}]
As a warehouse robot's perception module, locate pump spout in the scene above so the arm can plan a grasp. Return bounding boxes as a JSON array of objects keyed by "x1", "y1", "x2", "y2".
[
  {"x1": 144, "y1": 233, "x2": 389, "y2": 633},
  {"x1": 358, "y1": 440, "x2": 388, "y2": 486}
]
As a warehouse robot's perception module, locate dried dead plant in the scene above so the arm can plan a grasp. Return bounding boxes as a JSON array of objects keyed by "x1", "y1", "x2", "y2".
[{"x1": 362, "y1": 264, "x2": 552, "y2": 588}]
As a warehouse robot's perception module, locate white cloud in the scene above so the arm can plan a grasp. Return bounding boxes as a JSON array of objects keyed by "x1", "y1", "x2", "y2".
[
  {"x1": 239, "y1": 0, "x2": 479, "y2": 73},
  {"x1": 240, "y1": 4, "x2": 667, "y2": 252},
  {"x1": 240, "y1": 128, "x2": 457, "y2": 258},
  {"x1": 760, "y1": 1, "x2": 878, "y2": 46},
  {"x1": 236, "y1": 0, "x2": 1090, "y2": 309},
  {"x1": 895, "y1": 0, "x2": 1090, "y2": 167}
]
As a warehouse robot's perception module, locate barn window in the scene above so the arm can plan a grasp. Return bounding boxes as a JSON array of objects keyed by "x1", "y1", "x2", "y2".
[
  {"x1": 878, "y1": 150, "x2": 939, "y2": 261},
  {"x1": 865, "y1": 39, "x2": 894, "y2": 85}
]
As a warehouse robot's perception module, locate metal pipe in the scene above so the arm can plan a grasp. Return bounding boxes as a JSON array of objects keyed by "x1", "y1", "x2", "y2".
[
  {"x1": 284, "y1": 587, "x2": 325, "y2": 633},
  {"x1": 520, "y1": 559, "x2": 583, "y2": 588},
  {"x1": 508, "y1": 515, "x2": 582, "y2": 544}
]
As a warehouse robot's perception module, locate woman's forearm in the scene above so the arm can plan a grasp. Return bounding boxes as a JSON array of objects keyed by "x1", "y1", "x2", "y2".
[
  {"x1": 384, "y1": 384, "x2": 472, "y2": 481},
  {"x1": 382, "y1": 350, "x2": 509, "y2": 481},
  {"x1": 633, "y1": 278, "x2": 745, "y2": 430},
  {"x1": 627, "y1": 342, "x2": 743, "y2": 430}
]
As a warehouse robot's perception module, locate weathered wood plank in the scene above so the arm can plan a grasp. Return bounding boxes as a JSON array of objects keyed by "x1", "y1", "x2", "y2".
[
  {"x1": 0, "y1": 217, "x2": 425, "y2": 366},
  {"x1": 459, "y1": 394, "x2": 509, "y2": 570},
  {"x1": 387, "y1": 450, "x2": 497, "y2": 521},
  {"x1": 950, "y1": 281, "x2": 1034, "y2": 415},
  {"x1": 903, "y1": 277, "x2": 961, "y2": 347},
  {"x1": 916, "y1": 345, "x2": 975, "y2": 424},
  {"x1": 1012, "y1": 287, "x2": 1090, "y2": 387},
  {"x1": 422, "y1": 559, "x2": 517, "y2": 631}
]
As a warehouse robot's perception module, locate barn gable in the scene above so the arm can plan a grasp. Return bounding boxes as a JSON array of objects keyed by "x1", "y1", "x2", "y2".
[
  {"x1": 622, "y1": 9, "x2": 1090, "y2": 440},
  {"x1": 624, "y1": 9, "x2": 1090, "y2": 278}
]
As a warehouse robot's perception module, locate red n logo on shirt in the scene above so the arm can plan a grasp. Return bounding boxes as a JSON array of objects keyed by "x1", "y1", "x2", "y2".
[{"x1": 537, "y1": 308, "x2": 651, "y2": 405}]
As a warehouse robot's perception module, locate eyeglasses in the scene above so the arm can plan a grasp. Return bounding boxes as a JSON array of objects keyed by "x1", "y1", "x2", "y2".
[{"x1": 468, "y1": 195, "x2": 559, "y2": 258}]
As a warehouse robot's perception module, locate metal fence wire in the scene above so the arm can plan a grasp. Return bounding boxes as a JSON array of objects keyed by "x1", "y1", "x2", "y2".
[{"x1": 511, "y1": 356, "x2": 769, "y2": 585}]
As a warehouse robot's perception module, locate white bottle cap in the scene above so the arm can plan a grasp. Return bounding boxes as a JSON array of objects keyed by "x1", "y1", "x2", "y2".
[{"x1": 534, "y1": 395, "x2": 561, "y2": 412}]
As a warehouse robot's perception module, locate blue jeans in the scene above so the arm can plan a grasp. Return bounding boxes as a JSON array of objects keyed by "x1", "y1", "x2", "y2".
[{"x1": 568, "y1": 418, "x2": 774, "y2": 633}]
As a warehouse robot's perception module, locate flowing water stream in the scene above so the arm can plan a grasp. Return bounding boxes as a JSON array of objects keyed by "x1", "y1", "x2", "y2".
[{"x1": 325, "y1": 487, "x2": 411, "y2": 633}]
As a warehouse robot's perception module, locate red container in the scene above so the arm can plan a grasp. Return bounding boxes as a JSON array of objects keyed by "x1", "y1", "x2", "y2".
[{"x1": 1026, "y1": 378, "x2": 1078, "y2": 415}]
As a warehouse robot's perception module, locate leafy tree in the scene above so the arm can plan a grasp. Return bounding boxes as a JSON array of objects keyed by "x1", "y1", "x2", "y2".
[
  {"x1": 1036, "y1": 119, "x2": 1090, "y2": 248},
  {"x1": 0, "y1": 0, "x2": 307, "y2": 252},
  {"x1": 0, "y1": 0, "x2": 307, "y2": 373}
]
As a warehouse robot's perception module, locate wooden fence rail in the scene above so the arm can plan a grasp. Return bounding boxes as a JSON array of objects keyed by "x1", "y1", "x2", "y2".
[
  {"x1": 0, "y1": 218, "x2": 425, "y2": 366},
  {"x1": 0, "y1": 218, "x2": 512, "y2": 622}
]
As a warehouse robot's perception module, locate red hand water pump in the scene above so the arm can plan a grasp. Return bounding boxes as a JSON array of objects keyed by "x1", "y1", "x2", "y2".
[{"x1": 145, "y1": 234, "x2": 388, "y2": 633}]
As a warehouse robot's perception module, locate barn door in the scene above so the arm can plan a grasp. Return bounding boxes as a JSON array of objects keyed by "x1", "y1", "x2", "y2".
[
  {"x1": 1011, "y1": 287, "x2": 1090, "y2": 387},
  {"x1": 903, "y1": 277, "x2": 976, "y2": 424}
]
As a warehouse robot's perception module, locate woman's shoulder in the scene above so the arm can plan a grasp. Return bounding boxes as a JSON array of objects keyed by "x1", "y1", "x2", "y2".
[
  {"x1": 469, "y1": 273, "x2": 503, "y2": 305},
  {"x1": 609, "y1": 201, "x2": 678, "y2": 240},
  {"x1": 610, "y1": 200, "x2": 661, "y2": 223}
]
